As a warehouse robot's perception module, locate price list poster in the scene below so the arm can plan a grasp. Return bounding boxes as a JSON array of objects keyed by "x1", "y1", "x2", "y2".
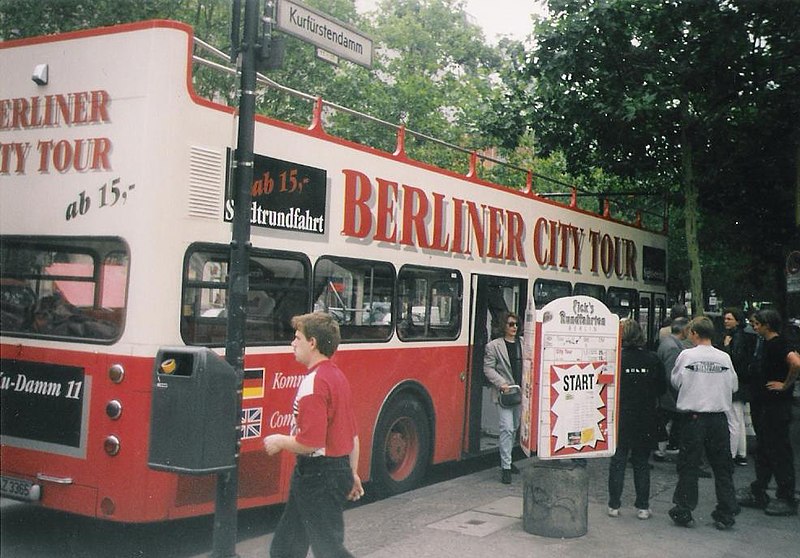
[{"x1": 525, "y1": 296, "x2": 620, "y2": 459}]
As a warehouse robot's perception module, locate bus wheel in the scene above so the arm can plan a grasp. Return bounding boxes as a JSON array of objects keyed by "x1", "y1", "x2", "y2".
[{"x1": 371, "y1": 395, "x2": 431, "y2": 497}]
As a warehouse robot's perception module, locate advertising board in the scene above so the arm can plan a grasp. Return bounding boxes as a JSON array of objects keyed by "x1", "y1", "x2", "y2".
[{"x1": 522, "y1": 296, "x2": 620, "y2": 459}]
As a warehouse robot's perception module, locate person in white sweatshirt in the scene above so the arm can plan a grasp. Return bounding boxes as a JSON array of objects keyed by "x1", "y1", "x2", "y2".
[{"x1": 668, "y1": 316, "x2": 739, "y2": 531}]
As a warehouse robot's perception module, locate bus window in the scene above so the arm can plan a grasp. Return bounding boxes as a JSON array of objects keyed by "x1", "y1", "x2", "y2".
[
  {"x1": 397, "y1": 266, "x2": 462, "y2": 341},
  {"x1": 607, "y1": 287, "x2": 638, "y2": 319},
  {"x1": 0, "y1": 236, "x2": 128, "y2": 342},
  {"x1": 533, "y1": 279, "x2": 571, "y2": 309},
  {"x1": 313, "y1": 257, "x2": 395, "y2": 342},
  {"x1": 181, "y1": 244, "x2": 311, "y2": 345},
  {"x1": 574, "y1": 283, "x2": 605, "y2": 303}
]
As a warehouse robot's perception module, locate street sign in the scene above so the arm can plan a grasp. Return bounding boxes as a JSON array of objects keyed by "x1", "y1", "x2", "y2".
[
  {"x1": 316, "y1": 48, "x2": 339, "y2": 66},
  {"x1": 275, "y1": 0, "x2": 373, "y2": 68}
]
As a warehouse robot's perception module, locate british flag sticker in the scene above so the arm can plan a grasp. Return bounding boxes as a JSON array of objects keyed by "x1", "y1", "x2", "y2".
[{"x1": 241, "y1": 407, "x2": 262, "y2": 439}]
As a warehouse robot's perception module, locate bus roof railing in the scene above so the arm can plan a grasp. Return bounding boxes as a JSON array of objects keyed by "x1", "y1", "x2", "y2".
[{"x1": 192, "y1": 37, "x2": 668, "y2": 233}]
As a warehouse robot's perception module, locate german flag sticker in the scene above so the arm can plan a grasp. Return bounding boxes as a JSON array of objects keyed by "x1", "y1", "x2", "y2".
[{"x1": 243, "y1": 368, "x2": 265, "y2": 399}]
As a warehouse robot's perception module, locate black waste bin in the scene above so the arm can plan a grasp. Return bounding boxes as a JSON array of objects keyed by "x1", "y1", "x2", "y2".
[{"x1": 148, "y1": 347, "x2": 238, "y2": 475}]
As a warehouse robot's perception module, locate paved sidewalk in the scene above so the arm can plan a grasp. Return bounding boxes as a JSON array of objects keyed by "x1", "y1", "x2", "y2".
[
  {"x1": 225, "y1": 449, "x2": 799, "y2": 558},
  {"x1": 206, "y1": 402, "x2": 800, "y2": 558}
]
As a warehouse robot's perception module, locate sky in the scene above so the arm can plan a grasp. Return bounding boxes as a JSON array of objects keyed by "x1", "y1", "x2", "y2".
[
  {"x1": 462, "y1": 0, "x2": 547, "y2": 43},
  {"x1": 354, "y1": 0, "x2": 548, "y2": 44}
]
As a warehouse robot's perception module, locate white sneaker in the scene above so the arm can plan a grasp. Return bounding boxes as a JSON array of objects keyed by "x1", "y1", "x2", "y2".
[
  {"x1": 637, "y1": 508, "x2": 652, "y2": 520},
  {"x1": 608, "y1": 507, "x2": 620, "y2": 517}
]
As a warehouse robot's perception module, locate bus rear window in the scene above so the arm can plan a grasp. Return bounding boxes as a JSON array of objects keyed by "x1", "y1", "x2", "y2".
[{"x1": 0, "y1": 236, "x2": 128, "y2": 342}]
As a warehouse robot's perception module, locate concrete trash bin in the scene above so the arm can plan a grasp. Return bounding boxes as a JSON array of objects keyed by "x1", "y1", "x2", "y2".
[{"x1": 523, "y1": 458, "x2": 588, "y2": 538}]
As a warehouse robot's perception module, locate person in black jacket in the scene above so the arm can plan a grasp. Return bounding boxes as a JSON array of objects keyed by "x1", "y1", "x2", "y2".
[
  {"x1": 608, "y1": 319, "x2": 666, "y2": 520},
  {"x1": 737, "y1": 309, "x2": 800, "y2": 517},
  {"x1": 721, "y1": 307, "x2": 756, "y2": 466}
]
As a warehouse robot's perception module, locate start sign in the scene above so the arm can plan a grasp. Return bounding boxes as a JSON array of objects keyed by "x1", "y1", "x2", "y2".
[{"x1": 521, "y1": 296, "x2": 620, "y2": 459}]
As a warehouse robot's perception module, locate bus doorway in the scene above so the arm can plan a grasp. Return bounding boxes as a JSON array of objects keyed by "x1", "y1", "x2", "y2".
[
  {"x1": 465, "y1": 274, "x2": 527, "y2": 456},
  {"x1": 639, "y1": 291, "x2": 667, "y2": 350}
]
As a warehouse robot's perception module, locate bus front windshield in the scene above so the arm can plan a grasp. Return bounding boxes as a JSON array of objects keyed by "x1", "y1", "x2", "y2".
[{"x1": 0, "y1": 236, "x2": 129, "y2": 343}]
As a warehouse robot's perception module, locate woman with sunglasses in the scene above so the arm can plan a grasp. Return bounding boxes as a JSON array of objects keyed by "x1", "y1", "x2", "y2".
[{"x1": 483, "y1": 311, "x2": 523, "y2": 484}]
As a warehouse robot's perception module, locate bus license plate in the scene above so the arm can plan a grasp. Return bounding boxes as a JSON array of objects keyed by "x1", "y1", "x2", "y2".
[{"x1": 0, "y1": 476, "x2": 40, "y2": 501}]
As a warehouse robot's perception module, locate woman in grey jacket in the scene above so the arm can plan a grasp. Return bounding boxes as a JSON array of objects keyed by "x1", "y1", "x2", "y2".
[{"x1": 484, "y1": 311, "x2": 523, "y2": 484}]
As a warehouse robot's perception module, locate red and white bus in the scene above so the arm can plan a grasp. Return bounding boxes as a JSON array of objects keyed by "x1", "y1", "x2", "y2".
[{"x1": 0, "y1": 20, "x2": 668, "y2": 522}]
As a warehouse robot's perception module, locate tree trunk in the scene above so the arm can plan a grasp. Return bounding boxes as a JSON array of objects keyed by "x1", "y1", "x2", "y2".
[{"x1": 681, "y1": 125, "x2": 705, "y2": 316}]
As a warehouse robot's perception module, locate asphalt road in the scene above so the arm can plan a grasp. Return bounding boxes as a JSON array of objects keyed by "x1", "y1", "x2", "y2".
[{"x1": 0, "y1": 452, "x2": 498, "y2": 557}]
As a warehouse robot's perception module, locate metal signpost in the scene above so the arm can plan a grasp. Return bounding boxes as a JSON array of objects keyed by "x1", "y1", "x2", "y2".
[
  {"x1": 213, "y1": 2, "x2": 371, "y2": 555},
  {"x1": 213, "y1": 0, "x2": 259, "y2": 555}
]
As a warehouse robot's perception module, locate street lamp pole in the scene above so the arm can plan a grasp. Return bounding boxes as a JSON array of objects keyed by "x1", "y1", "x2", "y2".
[{"x1": 212, "y1": 0, "x2": 260, "y2": 556}]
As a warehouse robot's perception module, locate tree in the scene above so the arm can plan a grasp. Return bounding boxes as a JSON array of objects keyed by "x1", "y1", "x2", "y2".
[
  {"x1": 341, "y1": 0, "x2": 502, "y2": 170},
  {"x1": 516, "y1": 0, "x2": 800, "y2": 314},
  {"x1": 0, "y1": 0, "x2": 208, "y2": 39}
]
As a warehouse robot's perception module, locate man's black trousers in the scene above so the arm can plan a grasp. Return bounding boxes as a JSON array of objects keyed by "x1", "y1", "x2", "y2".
[
  {"x1": 270, "y1": 456, "x2": 355, "y2": 558},
  {"x1": 672, "y1": 412, "x2": 738, "y2": 520}
]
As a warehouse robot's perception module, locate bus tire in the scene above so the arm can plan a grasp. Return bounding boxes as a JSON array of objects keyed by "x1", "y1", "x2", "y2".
[{"x1": 370, "y1": 394, "x2": 431, "y2": 497}]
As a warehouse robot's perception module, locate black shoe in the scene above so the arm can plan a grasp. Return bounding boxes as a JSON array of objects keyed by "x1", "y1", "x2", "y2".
[
  {"x1": 501, "y1": 469, "x2": 512, "y2": 484},
  {"x1": 697, "y1": 467, "x2": 712, "y2": 479},
  {"x1": 711, "y1": 510, "x2": 735, "y2": 530},
  {"x1": 737, "y1": 487, "x2": 769, "y2": 509},
  {"x1": 669, "y1": 506, "x2": 694, "y2": 527},
  {"x1": 764, "y1": 499, "x2": 798, "y2": 516},
  {"x1": 510, "y1": 463, "x2": 520, "y2": 474},
  {"x1": 734, "y1": 456, "x2": 748, "y2": 466}
]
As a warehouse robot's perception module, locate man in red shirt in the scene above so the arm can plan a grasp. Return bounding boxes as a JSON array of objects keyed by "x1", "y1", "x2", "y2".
[{"x1": 264, "y1": 312, "x2": 362, "y2": 557}]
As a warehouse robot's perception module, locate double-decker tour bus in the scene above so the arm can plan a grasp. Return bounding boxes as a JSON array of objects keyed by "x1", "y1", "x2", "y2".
[{"x1": 0, "y1": 20, "x2": 668, "y2": 522}]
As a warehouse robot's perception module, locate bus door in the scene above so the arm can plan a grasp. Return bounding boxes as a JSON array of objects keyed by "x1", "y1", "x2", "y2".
[
  {"x1": 638, "y1": 291, "x2": 666, "y2": 349},
  {"x1": 464, "y1": 274, "x2": 527, "y2": 456},
  {"x1": 652, "y1": 292, "x2": 666, "y2": 344},
  {"x1": 639, "y1": 293, "x2": 653, "y2": 346}
]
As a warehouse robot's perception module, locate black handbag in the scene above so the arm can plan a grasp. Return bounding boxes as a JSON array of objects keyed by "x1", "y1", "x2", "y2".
[{"x1": 498, "y1": 384, "x2": 522, "y2": 408}]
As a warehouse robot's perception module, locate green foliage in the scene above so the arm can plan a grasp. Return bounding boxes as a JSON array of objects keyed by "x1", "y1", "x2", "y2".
[
  {"x1": 514, "y1": 0, "x2": 800, "y2": 310},
  {"x1": 0, "y1": 0, "x2": 206, "y2": 39},
  {"x1": 351, "y1": 0, "x2": 501, "y2": 151},
  {"x1": 481, "y1": 37, "x2": 536, "y2": 151}
]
